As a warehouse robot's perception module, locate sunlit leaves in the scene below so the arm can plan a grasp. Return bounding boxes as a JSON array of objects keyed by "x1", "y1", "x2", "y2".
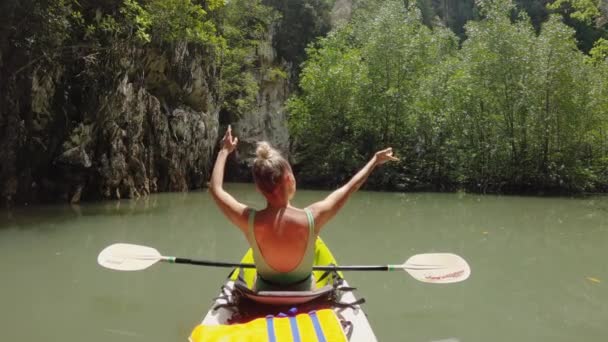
[
  {"x1": 590, "y1": 37, "x2": 608, "y2": 63},
  {"x1": 145, "y1": 0, "x2": 220, "y2": 45},
  {"x1": 288, "y1": 0, "x2": 458, "y2": 186},
  {"x1": 218, "y1": 0, "x2": 281, "y2": 117},
  {"x1": 287, "y1": 27, "x2": 373, "y2": 180},
  {"x1": 289, "y1": 0, "x2": 608, "y2": 192},
  {"x1": 121, "y1": 0, "x2": 152, "y2": 43},
  {"x1": 548, "y1": 0, "x2": 602, "y2": 24}
]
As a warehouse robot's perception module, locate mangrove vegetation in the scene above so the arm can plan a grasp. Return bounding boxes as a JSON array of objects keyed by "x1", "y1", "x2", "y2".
[
  {"x1": 288, "y1": 0, "x2": 608, "y2": 193},
  {"x1": 1, "y1": 0, "x2": 607, "y2": 206}
]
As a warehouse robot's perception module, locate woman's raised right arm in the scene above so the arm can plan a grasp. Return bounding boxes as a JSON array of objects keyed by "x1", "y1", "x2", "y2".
[
  {"x1": 306, "y1": 148, "x2": 398, "y2": 233},
  {"x1": 209, "y1": 126, "x2": 249, "y2": 234}
]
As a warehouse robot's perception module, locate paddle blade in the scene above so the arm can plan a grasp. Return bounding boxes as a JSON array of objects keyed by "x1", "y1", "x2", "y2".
[
  {"x1": 97, "y1": 243, "x2": 162, "y2": 271},
  {"x1": 402, "y1": 253, "x2": 471, "y2": 284}
]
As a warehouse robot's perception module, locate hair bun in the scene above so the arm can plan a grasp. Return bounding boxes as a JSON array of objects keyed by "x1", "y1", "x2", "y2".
[
  {"x1": 252, "y1": 141, "x2": 292, "y2": 194},
  {"x1": 256, "y1": 141, "x2": 273, "y2": 160}
]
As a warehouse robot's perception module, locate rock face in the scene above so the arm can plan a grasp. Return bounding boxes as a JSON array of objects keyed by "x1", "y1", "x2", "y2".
[
  {"x1": 0, "y1": 43, "x2": 220, "y2": 206},
  {"x1": 0, "y1": 4, "x2": 303, "y2": 207},
  {"x1": 88, "y1": 73, "x2": 218, "y2": 201},
  {"x1": 228, "y1": 1, "x2": 352, "y2": 180},
  {"x1": 229, "y1": 26, "x2": 291, "y2": 180}
]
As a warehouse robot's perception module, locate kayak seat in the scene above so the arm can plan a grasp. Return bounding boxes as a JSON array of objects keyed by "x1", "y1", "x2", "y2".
[{"x1": 233, "y1": 280, "x2": 335, "y2": 306}]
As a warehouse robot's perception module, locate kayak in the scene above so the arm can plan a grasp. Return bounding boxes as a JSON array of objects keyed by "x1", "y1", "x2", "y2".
[
  {"x1": 97, "y1": 240, "x2": 470, "y2": 341},
  {"x1": 190, "y1": 237, "x2": 378, "y2": 341}
]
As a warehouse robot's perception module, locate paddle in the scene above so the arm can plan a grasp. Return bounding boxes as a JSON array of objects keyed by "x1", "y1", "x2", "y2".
[{"x1": 97, "y1": 243, "x2": 471, "y2": 284}]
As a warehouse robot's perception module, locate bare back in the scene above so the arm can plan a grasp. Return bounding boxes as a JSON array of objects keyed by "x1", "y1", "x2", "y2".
[{"x1": 250, "y1": 207, "x2": 313, "y2": 273}]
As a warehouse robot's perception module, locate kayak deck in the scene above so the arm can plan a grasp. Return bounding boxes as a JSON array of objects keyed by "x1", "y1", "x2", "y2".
[{"x1": 197, "y1": 238, "x2": 377, "y2": 342}]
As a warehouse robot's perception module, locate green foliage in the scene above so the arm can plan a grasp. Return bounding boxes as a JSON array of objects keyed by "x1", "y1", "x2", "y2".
[
  {"x1": 121, "y1": 0, "x2": 152, "y2": 43},
  {"x1": 217, "y1": 0, "x2": 281, "y2": 117},
  {"x1": 78, "y1": 0, "x2": 222, "y2": 47},
  {"x1": 288, "y1": 28, "x2": 371, "y2": 181},
  {"x1": 548, "y1": 0, "x2": 601, "y2": 23},
  {"x1": 263, "y1": 0, "x2": 333, "y2": 77},
  {"x1": 590, "y1": 37, "x2": 608, "y2": 63},
  {"x1": 23, "y1": 0, "x2": 79, "y2": 52},
  {"x1": 289, "y1": 0, "x2": 608, "y2": 193},
  {"x1": 413, "y1": 1, "x2": 608, "y2": 52},
  {"x1": 267, "y1": 67, "x2": 288, "y2": 81},
  {"x1": 425, "y1": 0, "x2": 477, "y2": 37},
  {"x1": 145, "y1": 0, "x2": 222, "y2": 46},
  {"x1": 289, "y1": 0, "x2": 460, "y2": 187},
  {"x1": 6, "y1": 0, "x2": 282, "y2": 131},
  {"x1": 546, "y1": 0, "x2": 607, "y2": 51}
]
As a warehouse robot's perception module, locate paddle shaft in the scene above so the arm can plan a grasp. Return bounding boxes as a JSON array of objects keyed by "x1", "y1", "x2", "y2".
[{"x1": 171, "y1": 257, "x2": 396, "y2": 271}]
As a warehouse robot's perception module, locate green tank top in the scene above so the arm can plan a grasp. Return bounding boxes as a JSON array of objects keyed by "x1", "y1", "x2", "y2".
[{"x1": 247, "y1": 208, "x2": 316, "y2": 291}]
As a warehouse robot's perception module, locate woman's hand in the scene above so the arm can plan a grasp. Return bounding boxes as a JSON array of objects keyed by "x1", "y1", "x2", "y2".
[
  {"x1": 374, "y1": 147, "x2": 399, "y2": 165},
  {"x1": 221, "y1": 125, "x2": 238, "y2": 153}
]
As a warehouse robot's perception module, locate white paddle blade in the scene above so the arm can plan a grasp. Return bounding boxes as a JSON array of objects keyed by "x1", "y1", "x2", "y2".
[
  {"x1": 97, "y1": 243, "x2": 162, "y2": 271},
  {"x1": 403, "y1": 253, "x2": 471, "y2": 284}
]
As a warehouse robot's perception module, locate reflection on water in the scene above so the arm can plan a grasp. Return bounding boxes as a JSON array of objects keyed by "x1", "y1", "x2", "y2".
[{"x1": 0, "y1": 185, "x2": 607, "y2": 342}]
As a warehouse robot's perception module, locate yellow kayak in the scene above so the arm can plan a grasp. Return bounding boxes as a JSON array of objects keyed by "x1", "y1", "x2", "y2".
[{"x1": 191, "y1": 237, "x2": 377, "y2": 342}]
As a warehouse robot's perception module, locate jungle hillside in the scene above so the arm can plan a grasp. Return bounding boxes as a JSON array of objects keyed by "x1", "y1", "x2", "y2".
[
  {"x1": 288, "y1": 0, "x2": 608, "y2": 194},
  {"x1": 1, "y1": 0, "x2": 608, "y2": 207}
]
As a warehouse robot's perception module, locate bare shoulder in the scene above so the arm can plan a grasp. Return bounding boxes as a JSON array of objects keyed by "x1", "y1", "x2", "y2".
[
  {"x1": 285, "y1": 206, "x2": 311, "y2": 225},
  {"x1": 305, "y1": 196, "x2": 343, "y2": 234}
]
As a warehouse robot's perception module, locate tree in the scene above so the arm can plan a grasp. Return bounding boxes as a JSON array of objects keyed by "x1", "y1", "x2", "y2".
[{"x1": 289, "y1": 0, "x2": 608, "y2": 193}]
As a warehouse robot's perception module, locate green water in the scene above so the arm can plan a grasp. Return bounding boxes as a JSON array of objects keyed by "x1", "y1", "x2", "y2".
[{"x1": 1, "y1": 183, "x2": 607, "y2": 341}]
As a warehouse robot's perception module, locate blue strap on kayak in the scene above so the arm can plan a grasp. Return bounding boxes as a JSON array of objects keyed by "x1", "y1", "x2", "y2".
[
  {"x1": 289, "y1": 316, "x2": 301, "y2": 342},
  {"x1": 265, "y1": 315, "x2": 277, "y2": 342},
  {"x1": 309, "y1": 310, "x2": 327, "y2": 342}
]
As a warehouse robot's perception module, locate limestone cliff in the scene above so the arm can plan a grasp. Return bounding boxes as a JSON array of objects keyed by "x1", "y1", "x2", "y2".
[
  {"x1": 0, "y1": 42, "x2": 220, "y2": 206},
  {"x1": 0, "y1": 0, "x2": 334, "y2": 206},
  {"x1": 230, "y1": 25, "x2": 290, "y2": 180}
]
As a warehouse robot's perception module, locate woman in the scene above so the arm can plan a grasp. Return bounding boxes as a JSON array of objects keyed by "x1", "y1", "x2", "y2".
[{"x1": 209, "y1": 125, "x2": 398, "y2": 291}]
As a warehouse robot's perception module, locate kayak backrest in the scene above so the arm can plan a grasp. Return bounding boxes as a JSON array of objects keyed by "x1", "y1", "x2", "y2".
[
  {"x1": 233, "y1": 281, "x2": 335, "y2": 305},
  {"x1": 229, "y1": 236, "x2": 344, "y2": 289}
]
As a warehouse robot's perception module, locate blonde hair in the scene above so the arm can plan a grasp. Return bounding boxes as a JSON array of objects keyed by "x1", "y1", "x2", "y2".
[{"x1": 252, "y1": 142, "x2": 292, "y2": 194}]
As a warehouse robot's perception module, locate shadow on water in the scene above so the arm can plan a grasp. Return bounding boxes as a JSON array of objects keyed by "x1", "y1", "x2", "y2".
[{"x1": 0, "y1": 191, "x2": 198, "y2": 230}]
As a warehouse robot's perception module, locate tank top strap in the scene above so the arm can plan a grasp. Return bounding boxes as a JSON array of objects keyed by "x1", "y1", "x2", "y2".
[
  {"x1": 248, "y1": 208, "x2": 256, "y2": 235},
  {"x1": 300, "y1": 208, "x2": 316, "y2": 266},
  {"x1": 247, "y1": 209, "x2": 267, "y2": 269},
  {"x1": 304, "y1": 208, "x2": 315, "y2": 245}
]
